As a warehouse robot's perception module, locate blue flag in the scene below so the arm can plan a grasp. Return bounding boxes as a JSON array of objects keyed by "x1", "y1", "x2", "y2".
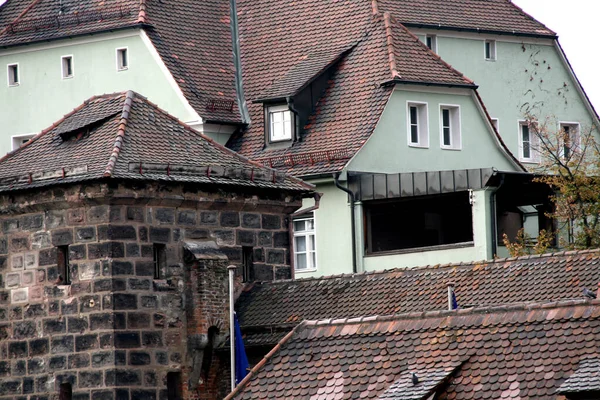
[
  {"x1": 451, "y1": 288, "x2": 459, "y2": 310},
  {"x1": 234, "y1": 313, "x2": 249, "y2": 384}
]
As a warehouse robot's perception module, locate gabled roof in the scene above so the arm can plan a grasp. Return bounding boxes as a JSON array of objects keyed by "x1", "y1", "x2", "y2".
[
  {"x1": 236, "y1": 250, "x2": 600, "y2": 339},
  {"x1": 228, "y1": 3, "x2": 481, "y2": 177},
  {"x1": 377, "y1": 0, "x2": 556, "y2": 38},
  {"x1": 0, "y1": 0, "x2": 241, "y2": 124},
  {"x1": 228, "y1": 299, "x2": 600, "y2": 399},
  {"x1": 0, "y1": 91, "x2": 313, "y2": 193}
]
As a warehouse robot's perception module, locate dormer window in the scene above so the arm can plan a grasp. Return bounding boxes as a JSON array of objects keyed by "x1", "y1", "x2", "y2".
[{"x1": 267, "y1": 105, "x2": 294, "y2": 143}]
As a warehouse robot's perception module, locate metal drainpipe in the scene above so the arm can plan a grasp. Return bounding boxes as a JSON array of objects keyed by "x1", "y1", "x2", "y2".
[
  {"x1": 489, "y1": 174, "x2": 505, "y2": 258},
  {"x1": 333, "y1": 173, "x2": 357, "y2": 274},
  {"x1": 288, "y1": 192, "x2": 322, "y2": 277}
]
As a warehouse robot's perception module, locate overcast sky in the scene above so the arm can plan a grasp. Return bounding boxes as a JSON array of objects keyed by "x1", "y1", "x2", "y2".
[
  {"x1": 0, "y1": 0, "x2": 596, "y2": 110},
  {"x1": 512, "y1": 0, "x2": 599, "y2": 111}
]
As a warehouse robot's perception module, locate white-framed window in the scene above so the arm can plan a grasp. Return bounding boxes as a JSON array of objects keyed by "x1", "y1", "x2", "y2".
[
  {"x1": 440, "y1": 105, "x2": 461, "y2": 149},
  {"x1": 293, "y1": 215, "x2": 317, "y2": 272},
  {"x1": 407, "y1": 101, "x2": 429, "y2": 148},
  {"x1": 559, "y1": 122, "x2": 580, "y2": 160},
  {"x1": 7, "y1": 63, "x2": 19, "y2": 86},
  {"x1": 267, "y1": 104, "x2": 293, "y2": 142},
  {"x1": 61, "y1": 55, "x2": 74, "y2": 79},
  {"x1": 518, "y1": 121, "x2": 538, "y2": 163},
  {"x1": 425, "y1": 34, "x2": 437, "y2": 52},
  {"x1": 11, "y1": 134, "x2": 35, "y2": 150},
  {"x1": 116, "y1": 48, "x2": 128, "y2": 71},
  {"x1": 491, "y1": 118, "x2": 499, "y2": 131},
  {"x1": 484, "y1": 40, "x2": 496, "y2": 61}
]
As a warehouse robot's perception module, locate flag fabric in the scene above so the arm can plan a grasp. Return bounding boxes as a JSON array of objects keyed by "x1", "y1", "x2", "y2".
[
  {"x1": 450, "y1": 287, "x2": 459, "y2": 310},
  {"x1": 234, "y1": 313, "x2": 249, "y2": 384}
]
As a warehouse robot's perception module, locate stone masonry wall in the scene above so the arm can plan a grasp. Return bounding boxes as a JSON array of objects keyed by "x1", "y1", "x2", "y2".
[{"x1": 0, "y1": 181, "x2": 302, "y2": 400}]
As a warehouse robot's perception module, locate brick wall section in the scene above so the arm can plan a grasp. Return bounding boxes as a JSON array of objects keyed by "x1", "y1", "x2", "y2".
[{"x1": 0, "y1": 181, "x2": 302, "y2": 400}]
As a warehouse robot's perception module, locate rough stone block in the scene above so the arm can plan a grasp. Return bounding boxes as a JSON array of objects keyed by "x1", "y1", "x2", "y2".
[
  {"x1": 13, "y1": 321, "x2": 36, "y2": 339},
  {"x1": 11, "y1": 288, "x2": 28, "y2": 304},
  {"x1": 22, "y1": 214, "x2": 43, "y2": 231},
  {"x1": 262, "y1": 214, "x2": 281, "y2": 230},
  {"x1": 237, "y1": 230, "x2": 256, "y2": 246},
  {"x1": 129, "y1": 352, "x2": 151, "y2": 366},
  {"x1": 220, "y1": 212, "x2": 240, "y2": 227},
  {"x1": 273, "y1": 232, "x2": 290, "y2": 248},
  {"x1": 79, "y1": 295, "x2": 100, "y2": 313},
  {"x1": 30, "y1": 286, "x2": 44, "y2": 302},
  {"x1": 51, "y1": 335, "x2": 74, "y2": 354},
  {"x1": 113, "y1": 294, "x2": 137, "y2": 310},
  {"x1": 76, "y1": 227, "x2": 96, "y2": 242},
  {"x1": 49, "y1": 356, "x2": 66, "y2": 371},
  {"x1": 23, "y1": 377, "x2": 34, "y2": 394},
  {"x1": 0, "y1": 239, "x2": 6, "y2": 255},
  {"x1": 38, "y1": 248, "x2": 56, "y2": 266},
  {"x1": 8, "y1": 341, "x2": 27, "y2": 359},
  {"x1": 140, "y1": 296, "x2": 157, "y2": 309},
  {"x1": 69, "y1": 353, "x2": 91, "y2": 369},
  {"x1": 258, "y1": 231, "x2": 273, "y2": 247},
  {"x1": 24, "y1": 304, "x2": 46, "y2": 318},
  {"x1": 29, "y1": 339, "x2": 49, "y2": 356},
  {"x1": 75, "y1": 334, "x2": 98, "y2": 352},
  {"x1": 177, "y1": 211, "x2": 196, "y2": 225},
  {"x1": 155, "y1": 209, "x2": 175, "y2": 224},
  {"x1": 51, "y1": 229, "x2": 73, "y2": 246},
  {"x1": 60, "y1": 299, "x2": 77, "y2": 315},
  {"x1": 98, "y1": 225, "x2": 137, "y2": 241},
  {"x1": 0, "y1": 256, "x2": 6, "y2": 271},
  {"x1": 251, "y1": 263, "x2": 274, "y2": 281},
  {"x1": 127, "y1": 313, "x2": 150, "y2": 329},
  {"x1": 127, "y1": 207, "x2": 144, "y2": 222},
  {"x1": 13, "y1": 360, "x2": 26, "y2": 376},
  {"x1": 114, "y1": 332, "x2": 140, "y2": 349},
  {"x1": 128, "y1": 279, "x2": 151, "y2": 291},
  {"x1": 200, "y1": 211, "x2": 218, "y2": 225},
  {"x1": 78, "y1": 262, "x2": 101, "y2": 281},
  {"x1": 2, "y1": 218, "x2": 20, "y2": 233},
  {"x1": 27, "y1": 358, "x2": 45, "y2": 375},
  {"x1": 79, "y1": 371, "x2": 102, "y2": 388},
  {"x1": 267, "y1": 249, "x2": 285, "y2": 264},
  {"x1": 135, "y1": 261, "x2": 154, "y2": 277},
  {"x1": 24, "y1": 253, "x2": 38, "y2": 270},
  {"x1": 22, "y1": 271, "x2": 34, "y2": 286},
  {"x1": 67, "y1": 208, "x2": 86, "y2": 225},
  {"x1": 44, "y1": 319, "x2": 66, "y2": 335},
  {"x1": 45, "y1": 210, "x2": 66, "y2": 229},
  {"x1": 105, "y1": 369, "x2": 141, "y2": 386},
  {"x1": 69, "y1": 245, "x2": 87, "y2": 260},
  {"x1": 31, "y1": 232, "x2": 51, "y2": 249},
  {"x1": 126, "y1": 244, "x2": 140, "y2": 257},
  {"x1": 88, "y1": 206, "x2": 109, "y2": 224},
  {"x1": 149, "y1": 227, "x2": 170, "y2": 243},
  {"x1": 213, "y1": 230, "x2": 235, "y2": 246},
  {"x1": 11, "y1": 254, "x2": 23, "y2": 270},
  {"x1": 242, "y1": 213, "x2": 261, "y2": 228},
  {"x1": 139, "y1": 227, "x2": 148, "y2": 242},
  {"x1": 6, "y1": 273, "x2": 20, "y2": 288},
  {"x1": 68, "y1": 317, "x2": 89, "y2": 333},
  {"x1": 141, "y1": 331, "x2": 163, "y2": 347}
]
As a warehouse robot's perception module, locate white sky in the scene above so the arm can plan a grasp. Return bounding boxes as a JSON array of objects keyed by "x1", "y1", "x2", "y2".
[{"x1": 513, "y1": 0, "x2": 600, "y2": 111}]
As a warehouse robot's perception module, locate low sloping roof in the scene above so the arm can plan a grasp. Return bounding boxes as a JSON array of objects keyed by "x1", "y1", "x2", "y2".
[
  {"x1": 558, "y1": 358, "x2": 600, "y2": 395},
  {"x1": 0, "y1": 0, "x2": 241, "y2": 124},
  {"x1": 229, "y1": 5, "x2": 478, "y2": 176},
  {"x1": 0, "y1": 91, "x2": 312, "y2": 194},
  {"x1": 236, "y1": 250, "x2": 600, "y2": 340},
  {"x1": 228, "y1": 299, "x2": 600, "y2": 399},
  {"x1": 377, "y1": 0, "x2": 556, "y2": 37}
]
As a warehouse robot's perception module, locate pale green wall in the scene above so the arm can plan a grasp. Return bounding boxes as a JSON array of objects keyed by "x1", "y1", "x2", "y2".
[
  {"x1": 294, "y1": 180, "x2": 353, "y2": 279},
  {"x1": 0, "y1": 31, "x2": 195, "y2": 155},
  {"x1": 418, "y1": 34, "x2": 596, "y2": 163},
  {"x1": 347, "y1": 89, "x2": 517, "y2": 173},
  {"x1": 360, "y1": 189, "x2": 492, "y2": 271}
]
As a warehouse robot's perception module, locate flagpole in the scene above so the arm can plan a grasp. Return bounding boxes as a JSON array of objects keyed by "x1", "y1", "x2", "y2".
[{"x1": 228, "y1": 265, "x2": 236, "y2": 392}]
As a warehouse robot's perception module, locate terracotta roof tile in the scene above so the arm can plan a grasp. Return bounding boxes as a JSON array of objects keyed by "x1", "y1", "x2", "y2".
[
  {"x1": 0, "y1": 91, "x2": 312, "y2": 193},
  {"x1": 557, "y1": 357, "x2": 600, "y2": 394},
  {"x1": 228, "y1": 300, "x2": 600, "y2": 399},
  {"x1": 237, "y1": 250, "x2": 600, "y2": 333},
  {"x1": 377, "y1": 0, "x2": 556, "y2": 37}
]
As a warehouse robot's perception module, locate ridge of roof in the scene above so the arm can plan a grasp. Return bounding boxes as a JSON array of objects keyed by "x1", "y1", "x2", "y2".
[
  {"x1": 247, "y1": 248, "x2": 600, "y2": 286},
  {"x1": 104, "y1": 90, "x2": 135, "y2": 177},
  {"x1": 297, "y1": 297, "x2": 600, "y2": 333},
  {"x1": 506, "y1": 0, "x2": 556, "y2": 36},
  {"x1": 382, "y1": 12, "x2": 401, "y2": 80},
  {"x1": 137, "y1": 0, "x2": 147, "y2": 24}
]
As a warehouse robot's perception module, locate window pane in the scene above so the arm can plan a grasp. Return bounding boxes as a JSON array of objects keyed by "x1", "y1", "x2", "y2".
[
  {"x1": 306, "y1": 219, "x2": 314, "y2": 231},
  {"x1": 411, "y1": 125, "x2": 418, "y2": 144},
  {"x1": 410, "y1": 107, "x2": 417, "y2": 124},
  {"x1": 295, "y1": 236, "x2": 307, "y2": 252},
  {"x1": 442, "y1": 109, "x2": 450, "y2": 127},
  {"x1": 310, "y1": 252, "x2": 316, "y2": 269},
  {"x1": 426, "y1": 37, "x2": 432, "y2": 49},
  {"x1": 294, "y1": 220, "x2": 305, "y2": 232},
  {"x1": 296, "y1": 253, "x2": 307, "y2": 270},
  {"x1": 523, "y1": 141, "x2": 531, "y2": 159},
  {"x1": 485, "y1": 42, "x2": 491, "y2": 59},
  {"x1": 310, "y1": 235, "x2": 316, "y2": 251},
  {"x1": 443, "y1": 127, "x2": 451, "y2": 146},
  {"x1": 522, "y1": 125, "x2": 529, "y2": 142}
]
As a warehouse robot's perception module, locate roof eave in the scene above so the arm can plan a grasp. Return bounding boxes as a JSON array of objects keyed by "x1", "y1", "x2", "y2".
[
  {"x1": 400, "y1": 23, "x2": 557, "y2": 39},
  {"x1": 382, "y1": 79, "x2": 478, "y2": 90}
]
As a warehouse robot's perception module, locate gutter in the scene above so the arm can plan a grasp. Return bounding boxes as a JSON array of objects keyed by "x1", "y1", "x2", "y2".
[
  {"x1": 333, "y1": 173, "x2": 357, "y2": 274},
  {"x1": 489, "y1": 173, "x2": 505, "y2": 257},
  {"x1": 381, "y1": 79, "x2": 478, "y2": 90},
  {"x1": 400, "y1": 23, "x2": 558, "y2": 40},
  {"x1": 288, "y1": 192, "x2": 322, "y2": 277}
]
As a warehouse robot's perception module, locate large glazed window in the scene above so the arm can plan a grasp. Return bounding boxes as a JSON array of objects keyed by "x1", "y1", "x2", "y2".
[
  {"x1": 519, "y1": 121, "x2": 538, "y2": 162},
  {"x1": 268, "y1": 104, "x2": 294, "y2": 142},
  {"x1": 293, "y1": 215, "x2": 317, "y2": 272},
  {"x1": 365, "y1": 192, "x2": 473, "y2": 254}
]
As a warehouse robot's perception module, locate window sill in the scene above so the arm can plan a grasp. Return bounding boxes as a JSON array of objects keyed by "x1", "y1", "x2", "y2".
[
  {"x1": 295, "y1": 268, "x2": 317, "y2": 274},
  {"x1": 519, "y1": 159, "x2": 539, "y2": 164},
  {"x1": 408, "y1": 143, "x2": 429, "y2": 149},
  {"x1": 441, "y1": 146, "x2": 462, "y2": 151},
  {"x1": 117, "y1": 67, "x2": 129, "y2": 72},
  {"x1": 8, "y1": 84, "x2": 19, "y2": 87},
  {"x1": 366, "y1": 241, "x2": 474, "y2": 257},
  {"x1": 485, "y1": 59, "x2": 496, "y2": 62},
  {"x1": 62, "y1": 76, "x2": 74, "y2": 80}
]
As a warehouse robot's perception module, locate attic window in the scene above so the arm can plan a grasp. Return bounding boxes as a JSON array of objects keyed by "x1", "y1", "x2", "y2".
[
  {"x1": 116, "y1": 48, "x2": 128, "y2": 71},
  {"x1": 484, "y1": 40, "x2": 496, "y2": 60},
  {"x1": 267, "y1": 104, "x2": 294, "y2": 143},
  {"x1": 61, "y1": 56, "x2": 73, "y2": 79},
  {"x1": 425, "y1": 35, "x2": 437, "y2": 52},
  {"x1": 7, "y1": 63, "x2": 19, "y2": 86}
]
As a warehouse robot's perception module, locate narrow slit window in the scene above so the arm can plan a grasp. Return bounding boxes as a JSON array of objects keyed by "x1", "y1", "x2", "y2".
[
  {"x1": 442, "y1": 109, "x2": 451, "y2": 146},
  {"x1": 117, "y1": 48, "x2": 128, "y2": 71},
  {"x1": 57, "y1": 246, "x2": 71, "y2": 285},
  {"x1": 485, "y1": 40, "x2": 496, "y2": 60},
  {"x1": 59, "y1": 383, "x2": 72, "y2": 400},
  {"x1": 425, "y1": 35, "x2": 437, "y2": 52},
  {"x1": 61, "y1": 56, "x2": 73, "y2": 79},
  {"x1": 242, "y1": 246, "x2": 253, "y2": 282},
  {"x1": 407, "y1": 102, "x2": 428, "y2": 147},
  {"x1": 440, "y1": 105, "x2": 461, "y2": 149},
  {"x1": 7, "y1": 64, "x2": 19, "y2": 86},
  {"x1": 153, "y1": 243, "x2": 166, "y2": 279},
  {"x1": 410, "y1": 106, "x2": 419, "y2": 144},
  {"x1": 519, "y1": 121, "x2": 538, "y2": 162},
  {"x1": 560, "y1": 123, "x2": 580, "y2": 160}
]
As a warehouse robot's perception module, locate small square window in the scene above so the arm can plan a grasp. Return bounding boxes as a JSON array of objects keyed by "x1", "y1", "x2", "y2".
[
  {"x1": 57, "y1": 246, "x2": 71, "y2": 285},
  {"x1": 440, "y1": 105, "x2": 461, "y2": 149},
  {"x1": 267, "y1": 105, "x2": 294, "y2": 142},
  {"x1": 61, "y1": 56, "x2": 73, "y2": 79},
  {"x1": 485, "y1": 40, "x2": 496, "y2": 61},
  {"x1": 7, "y1": 64, "x2": 19, "y2": 86},
  {"x1": 293, "y1": 216, "x2": 317, "y2": 272},
  {"x1": 153, "y1": 243, "x2": 166, "y2": 279},
  {"x1": 117, "y1": 48, "x2": 128, "y2": 71},
  {"x1": 559, "y1": 122, "x2": 580, "y2": 160},
  {"x1": 425, "y1": 35, "x2": 437, "y2": 52},
  {"x1": 407, "y1": 102, "x2": 429, "y2": 148},
  {"x1": 519, "y1": 121, "x2": 538, "y2": 163}
]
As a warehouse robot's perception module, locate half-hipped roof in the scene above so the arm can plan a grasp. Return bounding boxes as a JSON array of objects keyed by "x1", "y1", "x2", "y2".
[{"x1": 0, "y1": 91, "x2": 313, "y2": 194}]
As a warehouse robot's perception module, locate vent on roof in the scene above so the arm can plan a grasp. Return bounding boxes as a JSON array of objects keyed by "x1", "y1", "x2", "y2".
[
  {"x1": 206, "y1": 99, "x2": 234, "y2": 112},
  {"x1": 55, "y1": 112, "x2": 119, "y2": 142}
]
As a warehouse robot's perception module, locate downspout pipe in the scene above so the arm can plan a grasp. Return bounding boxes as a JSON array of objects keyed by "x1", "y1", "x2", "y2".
[
  {"x1": 489, "y1": 173, "x2": 505, "y2": 258},
  {"x1": 333, "y1": 173, "x2": 357, "y2": 274},
  {"x1": 288, "y1": 192, "x2": 322, "y2": 277}
]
